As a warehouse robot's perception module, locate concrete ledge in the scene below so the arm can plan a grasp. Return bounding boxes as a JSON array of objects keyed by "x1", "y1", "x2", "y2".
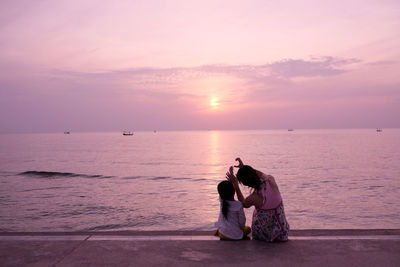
[
  {"x1": 1, "y1": 229, "x2": 399, "y2": 236},
  {"x1": 1, "y1": 234, "x2": 400, "y2": 241},
  {"x1": 1, "y1": 230, "x2": 399, "y2": 267}
]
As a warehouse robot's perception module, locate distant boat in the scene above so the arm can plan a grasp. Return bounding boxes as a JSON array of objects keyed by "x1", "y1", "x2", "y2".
[
  {"x1": 123, "y1": 131, "x2": 134, "y2": 136},
  {"x1": 64, "y1": 131, "x2": 70, "y2": 134},
  {"x1": 376, "y1": 128, "x2": 382, "y2": 132},
  {"x1": 288, "y1": 129, "x2": 294, "y2": 131}
]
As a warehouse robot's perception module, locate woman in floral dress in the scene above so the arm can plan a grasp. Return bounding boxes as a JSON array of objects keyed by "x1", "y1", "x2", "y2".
[{"x1": 226, "y1": 158, "x2": 289, "y2": 242}]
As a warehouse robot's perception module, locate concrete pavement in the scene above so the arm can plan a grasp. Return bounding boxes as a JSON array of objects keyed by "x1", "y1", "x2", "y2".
[{"x1": 1, "y1": 230, "x2": 399, "y2": 267}]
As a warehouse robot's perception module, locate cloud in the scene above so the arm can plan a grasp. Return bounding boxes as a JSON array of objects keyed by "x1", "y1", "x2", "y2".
[
  {"x1": 366, "y1": 60, "x2": 397, "y2": 66},
  {"x1": 47, "y1": 56, "x2": 359, "y2": 89},
  {"x1": 268, "y1": 57, "x2": 360, "y2": 78},
  {"x1": 7, "y1": 55, "x2": 357, "y2": 112}
]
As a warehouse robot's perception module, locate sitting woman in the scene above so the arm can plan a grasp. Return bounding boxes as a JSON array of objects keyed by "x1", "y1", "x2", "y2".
[
  {"x1": 215, "y1": 180, "x2": 251, "y2": 240},
  {"x1": 226, "y1": 158, "x2": 289, "y2": 242}
]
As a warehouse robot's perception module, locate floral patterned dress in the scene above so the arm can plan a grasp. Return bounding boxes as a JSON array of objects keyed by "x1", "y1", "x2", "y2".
[{"x1": 251, "y1": 182, "x2": 290, "y2": 242}]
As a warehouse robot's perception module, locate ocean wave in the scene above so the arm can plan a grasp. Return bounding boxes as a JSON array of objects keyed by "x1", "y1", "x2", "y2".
[
  {"x1": 19, "y1": 171, "x2": 114, "y2": 179},
  {"x1": 85, "y1": 224, "x2": 125, "y2": 231},
  {"x1": 0, "y1": 171, "x2": 17, "y2": 177},
  {"x1": 122, "y1": 176, "x2": 143, "y2": 180},
  {"x1": 17, "y1": 172, "x2": 210, "y2": 182},
  {"x1": 151, "y1": 176, "x2": 175, "y2": 181},
  {"x1": 83, "y1": 213, "x2": 178, "y2": 231},
  {"x1": 140, "y1": 162, "x2": 183, "y2": 166},
  {"x1": 150, "y1": 176, "x2": 207, "y2": 182}
]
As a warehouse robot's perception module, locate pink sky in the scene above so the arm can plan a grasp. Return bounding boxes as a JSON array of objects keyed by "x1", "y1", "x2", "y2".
[{"x1": 0, "y1": 0, "x2": 399, "y2": 132}]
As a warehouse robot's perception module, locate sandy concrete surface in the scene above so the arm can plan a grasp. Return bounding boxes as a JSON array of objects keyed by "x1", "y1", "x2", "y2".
[{"x1": 1, "y1": 230, "x2": 399, "y2": 267}]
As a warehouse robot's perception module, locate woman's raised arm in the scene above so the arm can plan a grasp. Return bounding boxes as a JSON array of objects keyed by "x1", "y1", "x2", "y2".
[
  {"x1": 226, "y1": 166, "x2": 245, "y2": 203},
  {"x1": 226, "y1": 166, "x2": 261, "y2": 208}
]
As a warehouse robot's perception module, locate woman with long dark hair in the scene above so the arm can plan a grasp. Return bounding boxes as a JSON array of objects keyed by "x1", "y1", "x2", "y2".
[{"x1": 226, "y1": 158, "x2": 289, "y2": 242}]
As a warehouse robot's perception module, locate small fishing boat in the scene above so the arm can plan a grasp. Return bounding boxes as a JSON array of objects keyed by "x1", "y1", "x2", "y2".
[
  {"x1": 288, "y1": 129, "x2": 294, "y2": 131},
  {"x1": 376, "y1": 128, "x2": 382, "y2": 132},
  {"x1": 64, "y1": 131, "x2": 70, "y2": 134},
  {"x1": 123, "y1": 131, "x2": 134, "y2": 136}
]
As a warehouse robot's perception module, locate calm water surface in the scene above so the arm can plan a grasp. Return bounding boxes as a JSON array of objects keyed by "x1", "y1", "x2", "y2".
[{"x1": 0, "y1": 129, "x2": 399, "y2": 231}]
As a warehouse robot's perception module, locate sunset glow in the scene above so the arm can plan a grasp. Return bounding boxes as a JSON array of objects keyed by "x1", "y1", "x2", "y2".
[
  {"x1": 1, "y1": 1, "x2": 400, "y2": 255},
  {"x1": 0, "y1": 0, "x2": 399, "y2": 132},
  {"x1": 210, "y1": 98, "x2": 220, "y2": 109}
]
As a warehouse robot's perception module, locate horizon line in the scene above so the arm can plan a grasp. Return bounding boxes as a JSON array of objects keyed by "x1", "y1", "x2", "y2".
[{"x1": 0, "y1": 127, "x2": 398, "y2": 134}]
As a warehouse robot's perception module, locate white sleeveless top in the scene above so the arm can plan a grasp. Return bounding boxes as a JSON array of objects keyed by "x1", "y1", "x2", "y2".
[{"x1": 215, "y1": 199, "x2": 246, "y2": 239}]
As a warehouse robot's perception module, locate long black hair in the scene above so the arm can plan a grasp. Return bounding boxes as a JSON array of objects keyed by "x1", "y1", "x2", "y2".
[
  {"x1": 236, "y1": 165, "x2": 262, "y2": 190},
  {"x1": 217, "y1": 181, "x2": 235, "y2": 219}
]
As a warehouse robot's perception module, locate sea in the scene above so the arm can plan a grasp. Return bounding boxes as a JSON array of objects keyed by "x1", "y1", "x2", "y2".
[{"x1": 0, "y1": 129, "x2": 399, "y2": 232}]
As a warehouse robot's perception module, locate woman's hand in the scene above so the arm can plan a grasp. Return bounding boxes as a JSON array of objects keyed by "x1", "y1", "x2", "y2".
[
  {"x1": 234, "y1": 158, "x2": 244, "y2": 169},
  {"x1": 226, "y1": 166, "x2": 238, "y2": 185},
  {"x1": 226, "y1": 166, "x2": 246, "y2": 204}
]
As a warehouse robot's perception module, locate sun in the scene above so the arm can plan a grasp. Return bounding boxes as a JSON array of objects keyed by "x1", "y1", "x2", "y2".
[{"x1": 209, "y1": 97, "x2": 219, "y2": 108}]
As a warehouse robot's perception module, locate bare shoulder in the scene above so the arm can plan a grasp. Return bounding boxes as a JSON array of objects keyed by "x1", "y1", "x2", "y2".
[
  {"x1": 259, "y1": 172, "x2": 274, "y2": 182},
  {"x1": 266, "y1": 175, "x2": 280, "y2": 193},
  {"x1": 266, "y1": 175, "x2": 276, "y2": 183}
]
